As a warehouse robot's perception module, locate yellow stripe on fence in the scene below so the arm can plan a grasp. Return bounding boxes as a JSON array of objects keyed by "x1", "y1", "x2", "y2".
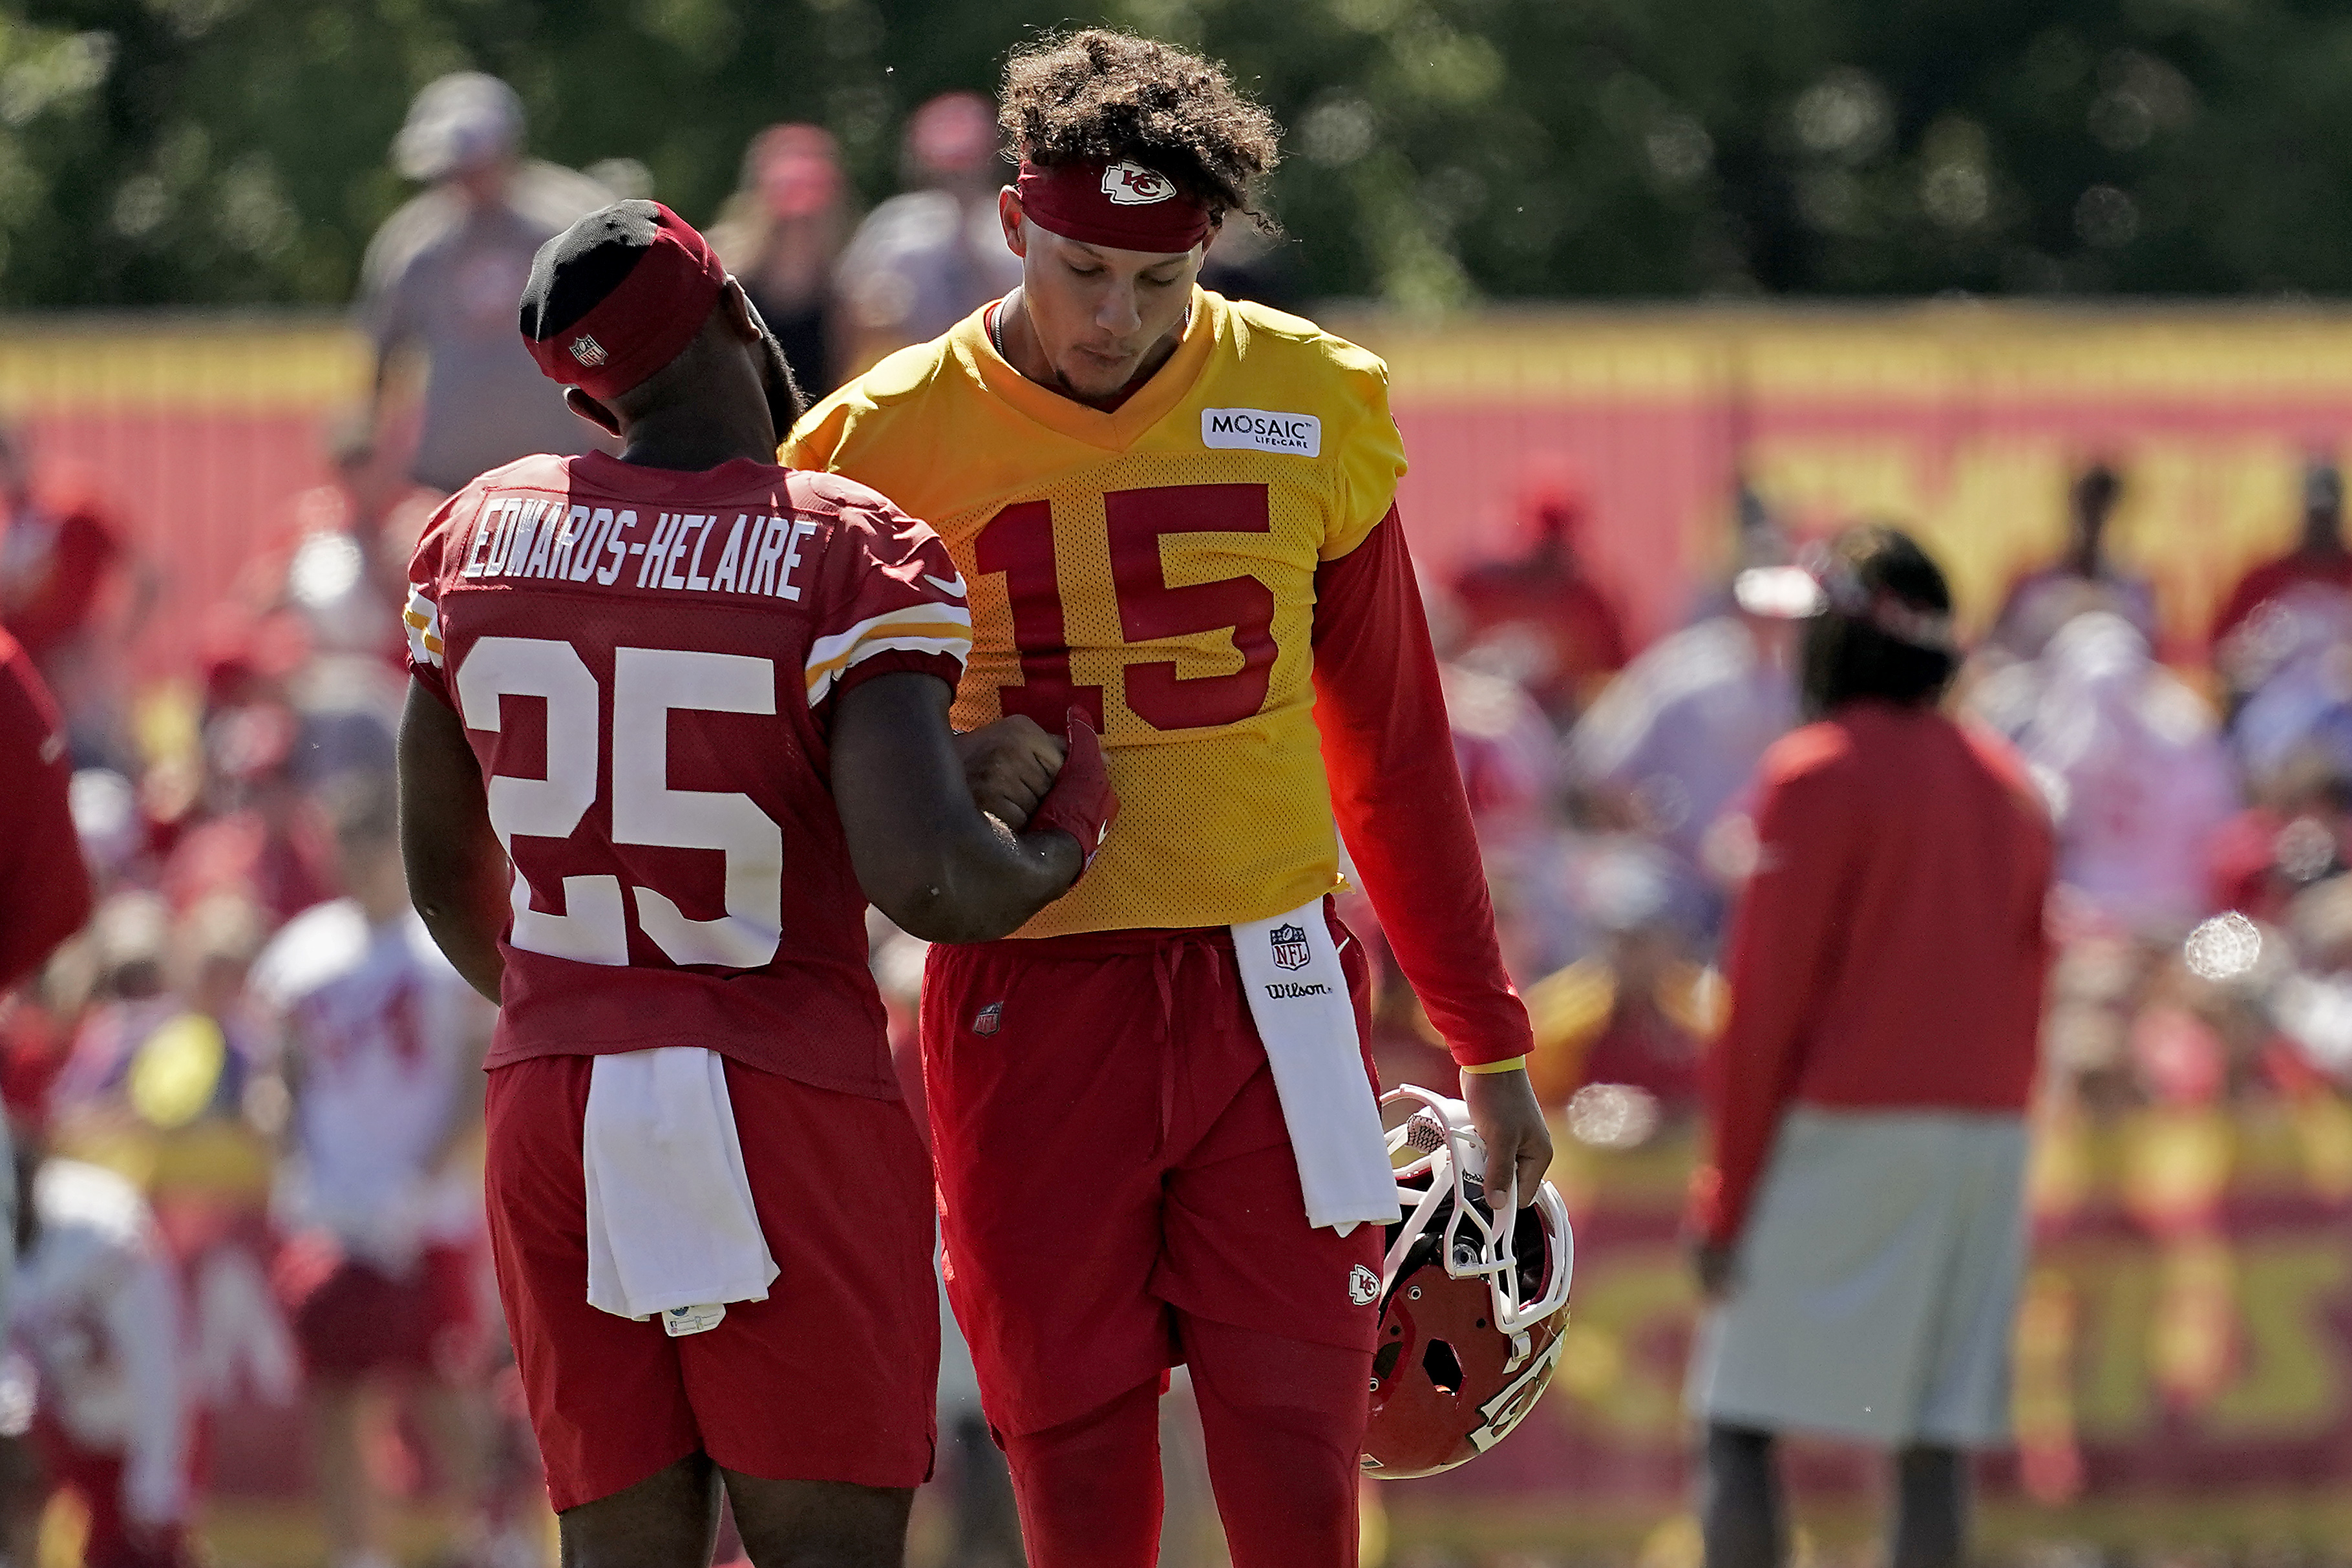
[{"x1": 0, "y1": 318, "x2": 368, "y2": 414}]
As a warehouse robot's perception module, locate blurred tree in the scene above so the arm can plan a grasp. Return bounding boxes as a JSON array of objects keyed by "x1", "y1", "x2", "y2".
[{"x1": 2, "y1": 0, "x2": 2351, "y2": 310}]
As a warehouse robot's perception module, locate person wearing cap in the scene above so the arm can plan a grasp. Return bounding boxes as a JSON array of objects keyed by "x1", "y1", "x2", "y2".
[
  {"x1": 1685, "y1": 526, "x2": 2053, "y2": 1568},
  {"x1": 786, "y1": 30, "x2": 1543, "y2": 1568},
  {"x1": 1450, "y1": 457, "x2": 1629, "y2": 727},
  {"x1": 2214, "y1": 458, "x2": 2352, "y2": 699},
  {"x1": 396, "y1": 198, "x2": 1107, "y2": 1564},
  {"x1": 834, "y1": 90, "x2": 1024, "y2": 374},
  {"x1": 358, "y1": 72, "x2": 613, "y2": 495}
]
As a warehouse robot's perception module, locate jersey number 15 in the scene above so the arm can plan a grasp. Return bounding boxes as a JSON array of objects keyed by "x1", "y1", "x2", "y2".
[{"x1": 977, "y1": 483, "x2": 1278, "y2": 732}]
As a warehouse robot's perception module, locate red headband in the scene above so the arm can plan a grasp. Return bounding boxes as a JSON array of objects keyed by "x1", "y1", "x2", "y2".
[
  {"x1": 1015, "y1": 159, "x2": 1214, "y2": 255},
  {"x1": 524, "y1": 202, "x2": 727, "y2": 401}
]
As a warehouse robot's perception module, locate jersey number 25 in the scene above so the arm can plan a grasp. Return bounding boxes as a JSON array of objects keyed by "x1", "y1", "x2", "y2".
[{"x1": 456, "y1": 637, "x2": 783, "y2": 972}]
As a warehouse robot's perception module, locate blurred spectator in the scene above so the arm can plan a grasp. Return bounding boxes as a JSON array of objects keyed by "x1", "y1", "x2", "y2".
[
  {"x1": 1198, "y1": 220, "x2": 1302, "y2": 313},
  {"x1": 1439, "y1": 660, "x2": 1559, "y2": 838},
  {"x1": 1522, "y1": 843, "x2": 1721, "y2": 1128},
  {"x1": 1689, "y1": 526, "x2": 2052, "y2": 1568},
  {"x1": 2208, "y1": 750, "x2": 2352, "y2": 924},
  {"x1": 1989, "y1": 463, "x2": 2159, "y2": 661},
  {"x1": 1452, "y1": 461, "x2": 1628, "y2": 725},
  {"x1": 247, "y1": 419, "x2": 439, "y2": 671},
  {"x1": 2273, "y1": 877, "x2": 2352, "y2": 1078},
  {"x1": 2012, "y1": 613, "x2": 2236, "y2": 936},
  {"x1": 1567, "y1": 565, "x2": 1808, "y2": 903},
  {"x1": 710, "y1": 125, "x2": 851, "y2": 400},
  {"x1": 1, "y1": 628, "x2": 93, "y2": 995},
  {"x1": 248, "y1": 780, "x2": 499, "y2": 1568},
  {"x1": 836, "y1": 90, "x2": 1021, "y2": 371},
  {"x1": 359, "y1": 72, "x2": 612, "y2": 494},
  {"x1": 0, "y1": 428, "x2": 147, "y2": 766},
  {"x1": 53, "y1": 893, "x2": 268, "y2": 1141},
  {"x1": 2220, "y1": 583, "x2": 2352, "y2": 781},
  {"x1": 160, "y1": 706, "x2": 336, "y2": 923},
  {"x1": 2214, "y1": 458, "x2": 2352, "y2": 692},
  {"x1": 8, "y1": 1138, "x2": 191, "y2": 1568}
]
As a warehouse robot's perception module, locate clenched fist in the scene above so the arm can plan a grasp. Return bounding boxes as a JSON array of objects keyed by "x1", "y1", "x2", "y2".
[{"x1": 953, "y1": 715, "x2": 1068, "y2": 831}]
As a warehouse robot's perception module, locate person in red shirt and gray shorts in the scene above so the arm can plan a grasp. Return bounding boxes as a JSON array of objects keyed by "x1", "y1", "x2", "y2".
[{"x1": 1687, "y1": 526, "x2": 2055, "y2": 1568}]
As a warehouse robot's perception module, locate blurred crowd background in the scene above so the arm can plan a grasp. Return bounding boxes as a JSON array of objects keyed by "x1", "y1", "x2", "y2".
[{"x1": 12, "y1": 1, "x2": 2352, "y2": 1565}]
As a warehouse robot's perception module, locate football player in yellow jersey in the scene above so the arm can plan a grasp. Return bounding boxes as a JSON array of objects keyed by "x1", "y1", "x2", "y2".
[{"x1": 787, "y1": 30, "x2": 1547, "y2": 1568}]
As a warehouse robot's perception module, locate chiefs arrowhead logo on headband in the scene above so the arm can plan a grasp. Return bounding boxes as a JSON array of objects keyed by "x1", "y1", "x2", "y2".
[
  {"x1": 1017, "y1": 158, "x2": 1214, "y2": 253},
  {"x1": 1101, "y1": 160, "x2": 1176, "y2": 206}
]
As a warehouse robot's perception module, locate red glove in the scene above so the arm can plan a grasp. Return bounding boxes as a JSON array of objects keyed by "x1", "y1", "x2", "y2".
[{"x1": 1028, "y1": 708, "x2": 1119, "y2": 877}]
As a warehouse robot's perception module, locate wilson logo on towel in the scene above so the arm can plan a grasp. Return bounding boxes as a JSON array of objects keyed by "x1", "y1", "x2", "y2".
[{"x1": 1269, "y1": 924, "x2": 1311, "y2": 971}]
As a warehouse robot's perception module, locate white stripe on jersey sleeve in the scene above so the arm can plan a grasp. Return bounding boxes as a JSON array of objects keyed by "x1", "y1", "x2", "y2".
[
  {"x1": 803, "y1": 601, "x2": 974, "y2": 706},
  {"x1": 404, "y1": 583, "x2": 445, "y2": 669}
]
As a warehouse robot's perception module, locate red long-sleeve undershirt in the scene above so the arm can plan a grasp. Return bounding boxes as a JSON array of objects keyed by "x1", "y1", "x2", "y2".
[{"x1": 1311, "y1": 507, "x2": 1532, "y2": 1068}]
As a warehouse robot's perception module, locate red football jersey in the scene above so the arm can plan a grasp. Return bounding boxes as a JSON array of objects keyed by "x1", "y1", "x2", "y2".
[
  {"x1": 404, "y1": 451, "x2": 971, "y2": 1098},
  {"x1": 0, "y1": 626, "x2": 92, "y2": 993}
]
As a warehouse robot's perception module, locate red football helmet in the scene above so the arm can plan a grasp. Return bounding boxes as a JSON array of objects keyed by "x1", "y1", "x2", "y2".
[{"x1": 1361, "y1": 1085, "x2": 1574, "y2": 1479}]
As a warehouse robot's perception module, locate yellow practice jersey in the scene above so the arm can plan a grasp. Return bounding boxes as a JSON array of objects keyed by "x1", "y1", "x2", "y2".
[{"x1": 785, "y1": 288, "x2": 1406, "y2": 937}]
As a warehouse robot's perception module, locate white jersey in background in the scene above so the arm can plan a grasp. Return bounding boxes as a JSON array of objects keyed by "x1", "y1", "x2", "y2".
[
  {"x1": 249, "y1": 902, "x2": 489, "y2": 1271},
  {"x1": 12, "y1": 1160, "x2": 187, "y2": 1532}
]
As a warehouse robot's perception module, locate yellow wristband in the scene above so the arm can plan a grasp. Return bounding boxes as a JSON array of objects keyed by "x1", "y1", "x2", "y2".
[{"x1": 1459, "y1": 1055, "x2": 1528, "y2": 1075}]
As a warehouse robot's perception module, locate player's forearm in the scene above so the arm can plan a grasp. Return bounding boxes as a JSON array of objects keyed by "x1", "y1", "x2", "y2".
[
  {"x1": 887, "y1": 815, "x2": 1085, "y2": 944},
  {"x1": 406, "y1": 864, "x2": 507, "y2": 1004}
]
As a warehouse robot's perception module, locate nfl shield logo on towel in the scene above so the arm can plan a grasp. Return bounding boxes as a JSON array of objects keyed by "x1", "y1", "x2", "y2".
[
  {"x1": 1269, "y1": 924, "x2": 1311, "y2": 971},
  {"x1": 973, "y1": 1002, "x2": 1003, "y2": 1035}
]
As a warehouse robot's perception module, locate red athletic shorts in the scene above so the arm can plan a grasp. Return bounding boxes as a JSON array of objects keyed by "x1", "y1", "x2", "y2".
[
  {"x1": 484, "y1": 1053, "x2": 938, "y2": 1511},
  {"x1": 285, "y1": 1242, "x2": 483, "y2": 1382},
  {"x1": 920, "y1": 900, "x2": 1385, "y2": 1438}
]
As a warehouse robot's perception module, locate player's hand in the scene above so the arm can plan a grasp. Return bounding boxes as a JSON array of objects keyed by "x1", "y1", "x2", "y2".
[
  {"x1": 1028, "y1": 709, "x2": 1119, "y2": 879},
  {"x1": 953, "y1": 715, "x2": 1066, "y2": 831},
  {"x1": 1691, "y1": 1238, "x2": 1739, "y2": 1302},
  {"x1": 1460, "y1": 1066, "x2": 1551, "y2": 1209}
]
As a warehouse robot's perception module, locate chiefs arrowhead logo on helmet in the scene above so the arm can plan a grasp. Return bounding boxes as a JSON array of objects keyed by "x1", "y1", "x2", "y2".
[
  {"x1": 1100, "y1": 160, "x2": 1178, "y2": 206},
  {"x1": 1360, "y1": 1085, "x2": 1575, "y2": 1480}
]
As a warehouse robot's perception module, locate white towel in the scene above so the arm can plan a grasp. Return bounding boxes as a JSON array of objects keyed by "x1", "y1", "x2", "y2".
[
  {"x1": 583, "y1": 1047, "x2": 778, "y2": 1331},
  {"x1": 1231, "y1": 900, "x2": 1402, "y2": 1235}
]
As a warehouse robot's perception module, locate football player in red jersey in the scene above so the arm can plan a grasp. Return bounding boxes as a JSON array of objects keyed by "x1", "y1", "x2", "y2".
[
  {"x1": 787, "y1": 32, "x2": 1550, "y2": 1567},
  {"x1": 397, "y1": 201, "x2": 1112, "y2": 1568}
]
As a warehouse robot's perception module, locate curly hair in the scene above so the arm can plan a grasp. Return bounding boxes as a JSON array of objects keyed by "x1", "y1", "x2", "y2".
[{"x1": 1000, "y1": 29, "x2": 1282, "y2": 231}]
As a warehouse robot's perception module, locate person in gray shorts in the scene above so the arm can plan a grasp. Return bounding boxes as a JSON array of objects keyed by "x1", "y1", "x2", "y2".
[{"x1": 1685, "y1": 527, "x2": 2056, "y2": 1568}]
